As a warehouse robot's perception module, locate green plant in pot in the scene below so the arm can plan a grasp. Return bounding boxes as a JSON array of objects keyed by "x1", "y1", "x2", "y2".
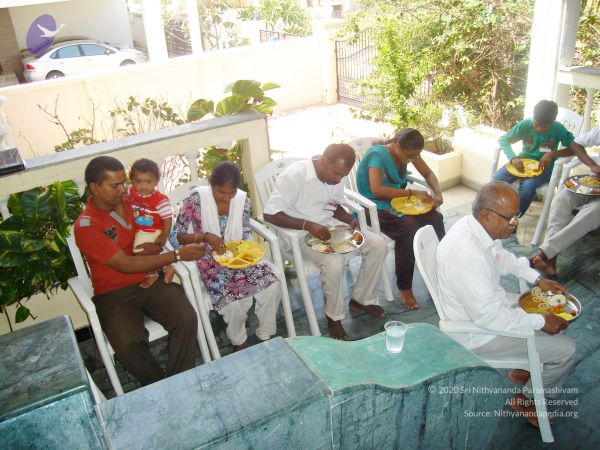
[
  {"x1": 187, "y1": 80, "x2": 280, "y2": 181},
  {"x1": 0, "y1": 181, "x2": 83, "y2": 328}
]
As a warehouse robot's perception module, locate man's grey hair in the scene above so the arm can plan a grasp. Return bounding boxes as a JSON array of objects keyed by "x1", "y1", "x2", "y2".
[{"x1": 472, "y1": 181, "x2": 518, "y2": 215}]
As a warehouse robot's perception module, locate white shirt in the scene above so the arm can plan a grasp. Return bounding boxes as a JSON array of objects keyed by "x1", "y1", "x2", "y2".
[
  {"x1": 263, "y1": 159, "x2": 347, "y2": 226},
  {"x1": 436, "y1": 215, "x2": 545, "y2": 349},
  {"x1": 574, "y1": 126, "x2": 600, "y2": 148}
]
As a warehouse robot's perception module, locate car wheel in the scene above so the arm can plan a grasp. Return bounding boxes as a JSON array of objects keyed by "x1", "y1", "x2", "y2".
[
  {"x1": 120, "y1": 60, "x2": 136, "y2": 66},
  {"x1": 46, "y1": 71, "x2": 64, "y2": 80}
]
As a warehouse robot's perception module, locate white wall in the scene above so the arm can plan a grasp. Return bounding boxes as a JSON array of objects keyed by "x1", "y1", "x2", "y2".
[
  {"x1": 9, "y1": 0, "x2": 132, "y2": 50},
  {"x1": 0, "y1": 36, "x2": 336, "y2": 159}
]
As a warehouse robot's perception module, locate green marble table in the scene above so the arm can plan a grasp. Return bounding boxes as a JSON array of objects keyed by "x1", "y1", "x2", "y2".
[{"x1": 0, "y1": 316, "x2": 105, "y2": 449}]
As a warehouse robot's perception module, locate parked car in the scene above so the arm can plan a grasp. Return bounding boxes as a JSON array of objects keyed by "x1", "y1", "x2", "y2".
[{"x1": 23, "y1": 39, "x2": 147, "y2": 82}]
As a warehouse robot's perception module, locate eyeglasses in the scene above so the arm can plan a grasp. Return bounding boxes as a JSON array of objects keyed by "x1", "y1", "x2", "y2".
[{"x1": 484, "y1": 208, "x2": 519, "y2": 225}]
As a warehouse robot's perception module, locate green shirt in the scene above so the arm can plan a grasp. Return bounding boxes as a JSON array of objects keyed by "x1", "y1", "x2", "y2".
[{"x1": 498, "y1": 118, "x2": 574, "y2": 172}]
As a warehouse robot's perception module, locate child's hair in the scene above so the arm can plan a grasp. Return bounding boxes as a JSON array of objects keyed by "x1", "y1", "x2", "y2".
[
  {"x1": 533, "y1": 100, "x2": 558, "y2": 126},
  {"x1": 130, "y1": 158, "x2": 160, "y2": 180},
  {"x1": 209, "y1": 161, "x2": 241, "y2": 188},
  {"x1": 382, "y1": 128, "x2": 425, "y2": 150}
]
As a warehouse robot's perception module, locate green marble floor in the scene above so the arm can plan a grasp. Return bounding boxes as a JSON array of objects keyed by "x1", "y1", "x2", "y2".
[{"x1": 80, "y1": 199, "x2": 600, "y2": 449}]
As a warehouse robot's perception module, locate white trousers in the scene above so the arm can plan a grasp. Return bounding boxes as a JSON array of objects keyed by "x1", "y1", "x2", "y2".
[
  {"x1": 300, "y1": 229, "x2": 388, "y2": 320},
  {"x1": 473, "y1": 331, "x2": 576, "y2": 399},
  {"x1": 218, "y1": 264, "x2": 282, "y2": 346},
  {"x1": 541, "y1": 189, "x2": 600, "y2": 259}
]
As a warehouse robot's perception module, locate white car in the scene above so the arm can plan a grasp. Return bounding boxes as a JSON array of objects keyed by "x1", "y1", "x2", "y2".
[{"x1": 23, "y1": 39, "x2": 147, "y2": 82}]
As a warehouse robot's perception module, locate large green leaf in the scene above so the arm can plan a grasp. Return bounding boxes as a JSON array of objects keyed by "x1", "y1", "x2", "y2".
[
  {"x1": 215, "y1": 95, "x2": 248, "y2": 116},
  {"x1": 15, "y1": 305, "x2": 32, "y2": 323},
  {"x1": 260, "y1": 82, "x2": 280, "y2": 91},
  {"x1": 51, "y1": 182, "x2": 67, "y2": 215},
  {"x1": 19, "y1": 188, "x2": 53, "y2": 221},
  {"x1": 187, "y1": 99, "x2": 214, "y2": 122},
  {"x1": 230, "y1": 80, "x2": 263, "y2": 98},
  {"x1": 254, "y1": 96, "x2": 278, "y2": 114}
]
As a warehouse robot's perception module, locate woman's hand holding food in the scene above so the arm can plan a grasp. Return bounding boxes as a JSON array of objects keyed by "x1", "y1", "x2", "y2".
[
  {"x1": 205, "y1": 232, "x2": 226, "y2": 254},
  {"x1": 412, "y1": 190, "x2": 433, "y2": 202}
]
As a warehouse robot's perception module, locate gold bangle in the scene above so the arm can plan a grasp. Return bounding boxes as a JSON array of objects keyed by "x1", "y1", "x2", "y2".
[{"x1": 302, "y1": 220, "x2": 307, "y2": 230}]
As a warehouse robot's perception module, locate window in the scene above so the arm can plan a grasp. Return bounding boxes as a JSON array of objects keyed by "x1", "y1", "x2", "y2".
[
  {"x1": 80, "y1": 44, "x2": 112, "y2": 56},
  {"x1": 51, "y1": 45, "x2": 81, "y2": 59}
]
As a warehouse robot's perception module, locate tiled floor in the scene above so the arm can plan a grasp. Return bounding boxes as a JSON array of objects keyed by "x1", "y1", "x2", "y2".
[{"x1": 80, "y1": 186, "x2": 600, "y2": 448}]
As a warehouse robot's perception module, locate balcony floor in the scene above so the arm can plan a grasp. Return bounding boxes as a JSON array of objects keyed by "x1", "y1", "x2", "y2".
[{"x1": 80, "y1": 187, "x2": 600, "y2": 449}]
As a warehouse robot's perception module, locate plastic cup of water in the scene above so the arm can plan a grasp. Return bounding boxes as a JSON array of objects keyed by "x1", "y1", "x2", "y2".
[{"x1": 385, "y1": 321, "x2": 407, "y2": 353}]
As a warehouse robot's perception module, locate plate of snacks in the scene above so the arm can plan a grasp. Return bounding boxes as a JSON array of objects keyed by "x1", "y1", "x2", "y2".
[
  {"x1": 563, "y1": 175, "x2": 600, "y2": 196},
  {"x1": 390, "y1": 195, "x2": 433, "y2": 215},
  {"x1": 305, "y1": 225, "x2": 364, "y2": 255},
  {"x1": 213, "y1": 240, "x2": 265, "y2": 269},
  {"x1": 506, "y1": 158, "x2": 543, "y2": 178},
  {"x1": 519, "y1": 287, "x2": 581, "y2": 321}
]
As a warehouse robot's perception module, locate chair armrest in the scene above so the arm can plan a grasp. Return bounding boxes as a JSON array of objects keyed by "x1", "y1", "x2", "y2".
[
  {"x1": 439, "y1": 319, "x2": 534, "y2": 339},
  {"x1": 67, "y1": 277, "x2": 96, "y2": 315},
  {"x1": 344, "y1": 188, "x2": 380, "y2": 233},
  {"x1": 250, "y1": 218, "x2": 278, "y2": 243}
]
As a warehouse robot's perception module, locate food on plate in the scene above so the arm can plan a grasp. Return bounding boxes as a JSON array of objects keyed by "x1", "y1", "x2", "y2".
[
  {"x1": 556, "y1": 312, "x2": 574, "y2": 321},
  {"x1": 213, "y1": 250, "x2": 234, "y2": 263},
  {"x1": 212, "y1": 240, "x2": 264, "y2": 268},
  {"x1": 332, "y1": 241, "x2": 356, "y2": 253},
  {"x1": 580, "y1": 175, "x2": 600, "y2": 187},
  {"x1": 312, "y1": 242, "x2": 334, "y2": 253},
  {"x1": 520, "y1": 289, "x2": 579, "y2": 321},
  {"x1": 351, "y1": 231, "x2": 364, "y2": 245},
  {"x1": 576, "y1": 185, "x2": 592, "y2": 195},
  {"x1": 564, "y1": 179, "x2": 577, "y2": 189}
]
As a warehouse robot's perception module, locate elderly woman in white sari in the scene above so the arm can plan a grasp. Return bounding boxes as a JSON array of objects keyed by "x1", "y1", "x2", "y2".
[{"x1": 169, "y1": 161, "x2": 281, "y2": 351}]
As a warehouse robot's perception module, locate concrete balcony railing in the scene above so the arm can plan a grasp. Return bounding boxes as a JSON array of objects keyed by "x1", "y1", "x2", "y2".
[{"x1": 0, "y1": 111, "x2": 271, "y2": 333}]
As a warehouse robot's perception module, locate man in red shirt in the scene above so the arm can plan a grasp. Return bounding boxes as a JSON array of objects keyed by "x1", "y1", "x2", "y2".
[{"x1": 74, "y1": 156, "x2": 205, "y2": 386}]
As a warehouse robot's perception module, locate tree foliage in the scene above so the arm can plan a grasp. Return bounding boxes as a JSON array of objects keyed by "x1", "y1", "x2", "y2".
[
  {"x1": 344, "y1": 0, "x2": 534, "y2": 130},
  {"x1": 239, "y1": 0, "x2": 312, "y2": 35},
  {"x1": 0, "y1": 181, "x2": 83, "y2": 326}
]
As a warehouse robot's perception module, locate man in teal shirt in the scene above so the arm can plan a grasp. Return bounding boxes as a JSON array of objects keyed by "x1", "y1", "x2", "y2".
[{"x1": 493, "y1": 100, "x2": 575, "y2": 216}]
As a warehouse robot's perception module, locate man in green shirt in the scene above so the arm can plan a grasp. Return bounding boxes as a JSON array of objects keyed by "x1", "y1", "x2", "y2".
[{"x1": 493, "y1": 100, "x2": 575, "y2": 216}]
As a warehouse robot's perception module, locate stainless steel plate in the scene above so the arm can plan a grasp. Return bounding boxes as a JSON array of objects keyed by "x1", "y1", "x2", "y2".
[
  {"x1": 563, "y1": 175, "x2": 600, "y2": 197},
  {"x1": 519, "y1": 289, "x2": 582, "y2": 321},
  {"x1": 304, "y1": 225, "x2": 364, "y2": 255}
]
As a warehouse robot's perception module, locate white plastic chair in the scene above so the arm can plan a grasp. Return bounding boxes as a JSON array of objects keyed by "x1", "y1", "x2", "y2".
[
  {"x1": 167, "y1": 180, "x2": 296, "y2": 359},
  {"x1": 254, "y1": 157, "x2": 392, "y2": 337},
  {"x1": 413, "y1": 225, "x2": 553, "y2": 443},
  {"x1": 67, "y1": 233, "x2": 211, "y2": 396},
  {"x1": 488, "y1": 108, "x2": 584, "y2": 246}
]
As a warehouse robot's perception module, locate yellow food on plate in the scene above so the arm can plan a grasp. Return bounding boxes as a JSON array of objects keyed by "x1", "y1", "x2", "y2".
[
  {"x1": 556, "y1": 312, "x2": 574, "y2": 321},
  {"x1": 507, "y1": 159, "x2": 542, "y2": 177},
  {"x1": 212, "y1": 240, "x2": 265, "y2": 268},
  {"x1": 390, "y1": 196, "x2": 433, "y2": 215},
  {"x1": 580, "y1": 176, "x2": 600, "y2": 186}
]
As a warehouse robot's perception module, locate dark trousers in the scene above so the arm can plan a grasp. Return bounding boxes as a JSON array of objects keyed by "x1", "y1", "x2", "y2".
[
  {"x1": 377, "y1": 209, "x2": 445, "y2": 290},
  {"x1": 94, "y1": 277, "x2": 198, "y2": 386}
]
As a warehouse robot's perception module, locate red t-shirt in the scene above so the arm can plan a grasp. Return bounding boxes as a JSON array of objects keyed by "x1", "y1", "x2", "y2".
[
  {"x1": 74, "y1": 197, "x2": 145, "y2": 296},
  {"x1": 127, "y1": 185, "x2": 173, "y2": 233}
]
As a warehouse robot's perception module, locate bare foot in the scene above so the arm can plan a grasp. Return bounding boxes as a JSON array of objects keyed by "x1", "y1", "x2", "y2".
[
  {"x1": 327, "y1": 317, "x2": 348, "y2": 340},
  {"x1": 349, "y1": 299, "x2": 386, "y2": 318},
  {"x1": 140, "y1": 272, "x2": 158, "y2": 288},
  {"x1": 507, "y1": 393, "x2": 554, "y2": 428},
  {"x1": 400, "y1": 289, "x2": 419, "y2": 310},
  {"x1": 163, "y1": 264, "x2": 175, "y2": 283},
  {"x1": 508, "y1": 369, "x2": 530, "y2": 385},
  {"x1": 530, "y1": 252, "x2": 557, "y2": 276}
]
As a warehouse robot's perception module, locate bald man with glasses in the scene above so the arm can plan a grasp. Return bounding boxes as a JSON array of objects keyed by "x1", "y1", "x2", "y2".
[{"x1": 437, "y1": 181, "x2": 576, "y2": 427}]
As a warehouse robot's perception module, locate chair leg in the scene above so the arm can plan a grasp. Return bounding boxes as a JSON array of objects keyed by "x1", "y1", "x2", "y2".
[
  {"x1": 527, "y1": 340, "x2": 554, "y2": 443},
  {"x1": 291, "y1": 242, "x2": 321, "y2": 336},
  {"x1": 381, "y1": 263, "x2": 395, "y2": 302},
  {"x1": 279, "y1": 279, "x2": 297, "y2": 337}
]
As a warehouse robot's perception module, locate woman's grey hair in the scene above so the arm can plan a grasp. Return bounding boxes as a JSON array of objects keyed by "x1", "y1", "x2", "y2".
[{"x1": 472, "y1": 181, "x2": 517, "y2": 215}]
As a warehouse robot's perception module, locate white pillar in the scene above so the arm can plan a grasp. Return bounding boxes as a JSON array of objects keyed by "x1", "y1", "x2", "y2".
[
  {"x1": 524, "y1": 0, "x2": 566, "y2": 117},
  {"x1": 186, "y1": 0, "x2": 204, "y2": 55},
  {"x1": 554, "y1": 0, "x2": 581, "y2": 108},
  {"x1": 141, "y1": 0, "x2": 169, "y2": 61}
]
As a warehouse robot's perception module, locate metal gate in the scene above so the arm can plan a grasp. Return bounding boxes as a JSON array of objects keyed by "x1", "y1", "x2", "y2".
[{"x1": 335, "y1": 29, "x2": 376, "y2": 105}]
